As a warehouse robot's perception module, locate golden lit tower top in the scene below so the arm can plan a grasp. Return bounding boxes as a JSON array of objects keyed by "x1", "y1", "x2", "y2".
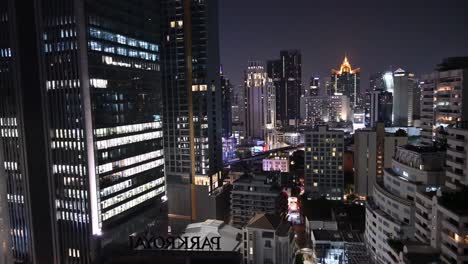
[{"x1": 332, "y1": 55, "x2": 360, "y2": 75}]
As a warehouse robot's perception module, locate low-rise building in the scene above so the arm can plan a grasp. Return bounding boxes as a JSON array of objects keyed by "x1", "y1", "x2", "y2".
[
  {"x1": 242, "y1": 213, "x2": 294, "y2": 264},
  {"x1": 181, "y1": 219, "x2": 242, "y2": 252},
  {"x1": 262, "y1": 153, "x2": 290, "y2": 173},
  {"x1": 230, "y1": 174, "x2": 287, "y2": 228},
  {"x1": 312, "y1": 230, "x2": 370, "y2": 264}
]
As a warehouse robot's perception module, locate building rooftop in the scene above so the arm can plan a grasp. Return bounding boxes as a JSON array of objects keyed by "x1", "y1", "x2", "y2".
[
  {"x1": 301, "y1": 197, "x2": 335, "y2": 221},
  {"x1": 183, "y1": 220, "x2": 242, "y2": 252},
  {"x1": 264, "y1": 153, "x2": 289, "y2": 160},
  {"x1": 400, "y1": 144, "x2": 439, "y2": 153},
  {"x1": 312, "y1": 230, "x2": 364, "y2": 243},
  {"x1": 439, "y1": 187, "x2": 468, "y2": 216},
  {"x1": 335, "y1": 204, "x2": 366, "y2": 232},
  {"x1": 417, "y1": 186, "x2": 439, "y2": 200},
  {"x1": 246, "y1": 213, "x2": 290, "y2": 237},
  {"x1": 302, "y1": 198, "x2": 366, "y2": 232},
  {"x1": 403, "y1": 242, "x2": 441, "y2": 264}
]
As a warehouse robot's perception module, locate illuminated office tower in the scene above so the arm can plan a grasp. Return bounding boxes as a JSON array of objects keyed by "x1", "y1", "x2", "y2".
[
  {"x1": 300, "y1": 95, "x2": 350, "y2": 125},
  {"x1": 420, "y1": 57, "x2": 468, "y2": 145},
  {"x1": 245, "y1": 61, "x2": 276, "y2": 139},
  {"x1": 161, "y1": 0, "x2": 223, "y2": 227},
  {"x1": 0, "y1": 0, "x2": 165, "y2": 263},
  {"x1": 331, "y1": 56, "x2": 361, "y2": 109},
  {"x1": 267, "y1": 50, "x2": 302, "y2": 127},
  {"x1": 392, "y1": 68, "x2": 418, "y2": 126}
]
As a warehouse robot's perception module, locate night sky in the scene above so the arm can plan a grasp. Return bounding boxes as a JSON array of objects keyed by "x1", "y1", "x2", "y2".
[{"x1": 219, "y1": 0, "x2": 468, "y2": 90}]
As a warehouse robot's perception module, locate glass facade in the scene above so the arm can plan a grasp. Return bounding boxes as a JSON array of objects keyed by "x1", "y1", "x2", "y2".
[
  {"x1": 0, "y1": 0, "x2": 165, "y2": 263},
  {"x1": 161, "y1": 0, "x2": 222, "y2": 220}
]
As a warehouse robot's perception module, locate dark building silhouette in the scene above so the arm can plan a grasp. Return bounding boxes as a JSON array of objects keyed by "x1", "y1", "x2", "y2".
[
  {"x1": 306, "y1": 76, "x2": 320, "y2": 96},
  {"x1": 267, "y1": 50, "x2": 302, "y2": 127},
  {"x1": 366, "y1": 91, "x2": 393, "y2": 128},
  {"x1": 221, "y1": 68, "x2": 233, "y2": 138}
]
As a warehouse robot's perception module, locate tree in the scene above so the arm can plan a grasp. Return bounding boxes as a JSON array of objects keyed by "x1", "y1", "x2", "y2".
[
  {"x1": 295, "y1": 253, "x2": 304, "y2": 264},
  {"x1": 395, "y1": 128, "x2": 407, "y2": 137}
]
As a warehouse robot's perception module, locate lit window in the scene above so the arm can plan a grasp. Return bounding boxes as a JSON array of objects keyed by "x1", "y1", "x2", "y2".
[
  {"x1": 170, "y1": 21, "x2": 176, "y2": 28},
  {"x1": 90, "y1": 78, "x2": 108, "y2": 88}
]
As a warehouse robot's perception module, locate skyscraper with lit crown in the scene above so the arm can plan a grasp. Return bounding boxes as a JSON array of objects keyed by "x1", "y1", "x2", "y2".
[{"x1": 331, "y1": 56, "x2": 361, "y2": 110}]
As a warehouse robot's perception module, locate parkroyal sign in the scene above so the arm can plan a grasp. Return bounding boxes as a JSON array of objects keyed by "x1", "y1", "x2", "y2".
[{"x1": 129, "y1": 234, "x2": 222, "y2": 251}]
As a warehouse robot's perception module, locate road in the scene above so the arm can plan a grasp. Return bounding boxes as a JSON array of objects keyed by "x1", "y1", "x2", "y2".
[{"x1": 225, "y1": 145, "x2": 302, "y2": 166}]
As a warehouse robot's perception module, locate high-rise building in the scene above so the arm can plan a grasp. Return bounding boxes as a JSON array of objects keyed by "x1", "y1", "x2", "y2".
[
  {"x1": 161, "y1": 0, "x2": 223, "y2": 227},
  {"x1": 300, "y1": 95, "x2": 350, "y2": 125},
  {"x1": 305, "y1": 126, "x2": 344, "y2": 199},
  {"x1": 369, "y1": 72, "x2": 386, "y2": 92},
  {"x1": 353, "y1": 124, "x2": 408, "y2": 197},
  {"x1": 367, "y1": 90, "x2": 393, "y2": 127},
  {"x1": 0, "y1": 139, "x2": 11, "y2": 264},
  {"x1": 324, "y1": 77, "x2": 334, "y2": 96},
  {"x1": 366, "y1": 72, "x2": 394, "y2": 127},
  {"x1": 306, "y1": 76, "x2": 320, "y2": 96},
  {"x1": 231, "y1": 84, "x2": 246, "y2": 143},
  {"x1": 331, "y1": 56, "x2": 361, "y2": 109},
  {"x1": 392, "y1": 68, "x2": 418, "y2": 126},
  {"x1": 365, "y1": 145, "x2": 445, "y2": 264},
  {"x1": 413, "y1": 81, "x2": 422, "y2": 125},
  {"x1": 221, "y1": 67, "x2": 233, "y2": 138},
  {"x1": 0, "y1": 0, "x2": 166, "y2": 263},
  {"x1": 230, "y1": 174, "x2": 287, "y2": 228},
  {"x1": 383, "y1": 71, "x2": 395, "y2": 93},
  {"x1": 445, "y1": 123, "x2": 468, "y2": 189},
  {"x1": 244, "y1": 61, "x2": 276, "y2": 140},
  {"x1": 267, "y1": 50, "x2": 302, "y2": 127},
  {"x1": 405, "y1": 123, "x2": 468, "y2": 264},
  {"x1": 420, "y1": 57, "x2": 468, "y2": 145}
]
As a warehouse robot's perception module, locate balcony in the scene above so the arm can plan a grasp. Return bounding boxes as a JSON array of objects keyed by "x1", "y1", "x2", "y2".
[
  {"x1": 446, "y1": 159, "x2": 464, "y2": 171},
  {"x1": 446, "y1": 170, "x2": 463, "y2": 181},
  {"x1": 415, "y1": 211, "x2": 430, "y2": 226},
  {"x1": 375, "y1": 176, "x2": 413, "y2": 207},
  {"x1": 442, "y1": 231, "x2": 468, "y2": 249},
  {"x1": 440, "y1": 253, "x2": 457, "y2": 264},
  {"x1": 441, "y1": 243, "x2": 458, "y2": 260},
  {"x1": 446, "y1": 147, "x2": 465, "y2": 159},
  {"x1": 442, "y1": 219, "x2": 461, "y2": 234}
]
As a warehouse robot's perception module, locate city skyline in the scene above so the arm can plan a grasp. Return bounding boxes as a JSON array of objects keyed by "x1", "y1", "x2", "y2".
[
  {"x1": 219, "y1": 0, "x2": 468, "y2": 88},
  {"x1": 1, "y1": 1, "x2": 468, "y2": 263}
]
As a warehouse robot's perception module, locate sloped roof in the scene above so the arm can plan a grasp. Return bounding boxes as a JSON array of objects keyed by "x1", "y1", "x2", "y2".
[{"x1": 247, "y1": 213, "x2": 281, "y2": 230}]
